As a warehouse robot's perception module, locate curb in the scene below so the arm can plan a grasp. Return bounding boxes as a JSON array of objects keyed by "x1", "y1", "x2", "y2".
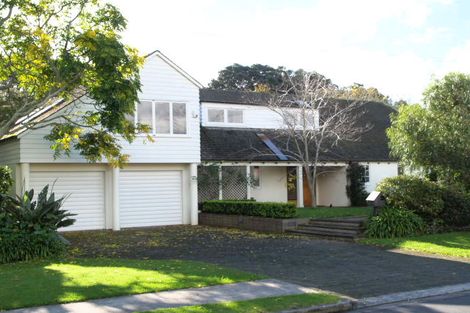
[
  {"x1": 353, "y1": 282, "x2": 470, "y2": 309},
  {"x1": 280, "y1": 300, "x2": 353, "y2": 313}
]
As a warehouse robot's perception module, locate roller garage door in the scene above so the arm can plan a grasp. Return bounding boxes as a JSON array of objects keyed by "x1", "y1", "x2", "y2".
[
  {"x1": 119, "y1": 170, "x2": 183, "y2": 228},
  {"x1": 30, "y1": 171, "x2": 106, "y2": 231}
]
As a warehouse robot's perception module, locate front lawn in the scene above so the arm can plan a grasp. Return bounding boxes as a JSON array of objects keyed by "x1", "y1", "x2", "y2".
[
  {"x1": 141, "y1": 293, "x2": 341, "y2": 313},
  {"x1": 360, "y1": 232, "x2": 470, "y2": 259},
  {"x1": 0, "y1": 258, "x2": 262, "y2": 310},
  {"x1": 296, "y1": 207, "x2": 372, "y2": 219}
]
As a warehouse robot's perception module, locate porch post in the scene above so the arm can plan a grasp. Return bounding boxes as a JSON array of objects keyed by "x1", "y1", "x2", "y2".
[
  {"x1": 296, "y1": 166, "x2": 304, "y2": 208},
  {"x1": 112, "y1": 167, "x2": 120, "y2": 231},
  {"x1": 246, "y1": 165, "x2": 251, "y2": 199},
  {"x1": 218, "y1": 165, "x2": 223, "y2": 200},
  {"x1": 190, "y1": 163, "x2": 199, "y2": 225}
]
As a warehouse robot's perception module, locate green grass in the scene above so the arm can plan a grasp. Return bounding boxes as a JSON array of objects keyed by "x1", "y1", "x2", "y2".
[
  {"x1": 141, "y1": 293, "x2": 341, "y2": 313},
  {"x1": 296, "y1": 207, "x2": 372, "y2": 219},
  {"x1": 360, "y1": 232, "x2": 470, "y2": 259},
  {"x1": 0, "y1": 258, "x2": 262, "y2": 310}
]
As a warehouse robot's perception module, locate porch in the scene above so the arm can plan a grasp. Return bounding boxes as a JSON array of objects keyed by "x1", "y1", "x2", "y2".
[{"x1": 198, "y1": 162, "x2": 350, "y2": 207}]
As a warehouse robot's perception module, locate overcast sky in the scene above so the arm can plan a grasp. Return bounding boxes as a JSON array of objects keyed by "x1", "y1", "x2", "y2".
[{"x1": 108, "y1": 0, "x2": 470, "y2": 103}]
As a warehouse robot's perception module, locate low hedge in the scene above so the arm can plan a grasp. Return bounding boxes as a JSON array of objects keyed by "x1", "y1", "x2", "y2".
[{"x1": 202, "y1": 200, "x2": 296, "y2": 219}]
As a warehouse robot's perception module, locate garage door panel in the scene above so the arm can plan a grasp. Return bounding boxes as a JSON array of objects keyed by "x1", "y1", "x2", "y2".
[
  {"x1": 119, "y1": 170, "x2": 183, "y2": 228},
  {"x1": 30, "y1": 171, "x2": 106, "y2": 231}
]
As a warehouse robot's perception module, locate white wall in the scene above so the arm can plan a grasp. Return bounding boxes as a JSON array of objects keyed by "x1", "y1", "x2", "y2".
[
  {"x1": 18, "y1": 54, "x2": 201, "y2": 164},
  {"x1": 316, "y1": 167, "x2": 350, "y2": 207},
  {"x1": 362, "y1": 162, "x2": 399, "y2": 193},
  {"x1": 250, "y1": 166, "x2": 288, "y2": 202}
]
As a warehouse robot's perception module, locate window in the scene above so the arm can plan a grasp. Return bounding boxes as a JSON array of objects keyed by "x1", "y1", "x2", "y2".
[
  {"x1": 135, "y1": 101, "x2": 187, "y2": 135},
  {"x1": 227, "y1": 109, "x2": 243, "y2": 123},
  {"x1": 208, "y1": 108, "x2": 224, "y2": 122},
  {"x1": 251, "y1": 166, "x2": 261, "y2": 188},
  {"x1": 362, "y1": 165, "x2": 370, "y2": 183},
  {"x1": 207, "y1": 108, "x2": 244, "y2": 124}
]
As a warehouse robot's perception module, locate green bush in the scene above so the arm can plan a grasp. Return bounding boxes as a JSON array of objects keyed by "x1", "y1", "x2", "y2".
[
  {"x1": 346, "y1": 163, "x2": 368, "y2": 206},
  {"x1": 0, "y1": 166, "x2": 13, "y2": 194},
  {"x1": 0, "y1": 230, "x2": 66, "y2": 264},
  {"x1": 0, "y1": 184, "x2": 75, "y2": 263},
  {"x1": 377, "y1": 176, "x2": 444, "y2": 223},
  {"x1": 202, "y1": 200, "x2": 296, "y2": 218},
  {"x1": 440, "y1": 188, "x2": 470, "y2": 227},
  {"x1": 366, "y1": 208, "x2": 426, "y2": 238}
]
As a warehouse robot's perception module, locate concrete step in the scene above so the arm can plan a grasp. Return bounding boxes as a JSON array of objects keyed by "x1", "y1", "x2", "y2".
[
  {"x1": 308, "y1": 220, "x2": 365, "y2": 230},
  {"x1": 287, "y1": 228, "x2": 357, "y2": 239},
  {"x1": 296, "y1": 225, "x2": 360, "y2": 235}
]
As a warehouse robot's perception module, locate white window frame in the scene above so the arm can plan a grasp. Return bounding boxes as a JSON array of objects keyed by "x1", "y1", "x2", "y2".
[
  {"x1": 207, "y1": 107, "x2": 244, "y2": 125},
  {"x1": 362, "y1": 165, "x2": 370, "y2": 183},
  {"x1": 251, "y1": 166, "x2": 261, "y2": 188},
  {"x1": 134, "y1": 100, "x2": 189, "y2": 137}
]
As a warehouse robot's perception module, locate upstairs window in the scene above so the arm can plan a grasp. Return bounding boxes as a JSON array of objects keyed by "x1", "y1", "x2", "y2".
[
  {"x1": 207, "y1": 108, "x2": 244, "y2": 124},
  {"x1": 135, "y1": 101, "x2": 187, "y2": 135}
]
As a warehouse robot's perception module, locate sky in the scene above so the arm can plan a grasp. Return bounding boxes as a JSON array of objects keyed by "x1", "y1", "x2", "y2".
[{"x1": 108, "y1": 0, "x2": 470, "y2": 103}]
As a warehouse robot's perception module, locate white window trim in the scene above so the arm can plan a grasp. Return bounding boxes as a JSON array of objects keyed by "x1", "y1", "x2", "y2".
[
  {"x1": 207, "y1": 107, "x2": 244, "y2": 125},
  {"x1": 251, "y1": 166, "x2": 261, "y2": 189},
  {"x1": 135, "y1": 100, "x2": 189, "y2": 137},
  {"x1": 362, "y1": 165, "x2": 370, "y2": 183}
]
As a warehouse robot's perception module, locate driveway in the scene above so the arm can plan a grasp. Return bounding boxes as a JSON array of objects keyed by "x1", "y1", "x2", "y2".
[{"x1": 66, "y1": 226, "x2": 470, "y2": 299}]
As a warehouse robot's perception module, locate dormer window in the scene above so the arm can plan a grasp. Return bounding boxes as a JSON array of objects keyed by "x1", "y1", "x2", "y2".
[{"x1": 207, "y1": 108, "x2": 244, "y2": 124}]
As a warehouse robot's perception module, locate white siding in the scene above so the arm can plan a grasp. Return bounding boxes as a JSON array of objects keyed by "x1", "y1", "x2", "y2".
[
  {"x1": 30, "y1": 170, "x2": 106, "y2": 231},
  {"x1": 18, "y1": 54, "x2": 201, "y2": 164},
  {"x1": 0, "y1": 139, "x2": 20, "y2": 165},
  {"x1": 119, "y1": 170, "x2": 183, "y2": 228},
  {"x1": 316, "y1": 167, "x2": 350, "y2": 207},
  {"x1": 250, "y1": 167, "x2": 288, "y2": 202},
  {"x1": 363, "y1": 162, "x2": 399, "y2": 193},
  {"x1": 201, "y1": 102, "x2": 284, "y2": 129}
]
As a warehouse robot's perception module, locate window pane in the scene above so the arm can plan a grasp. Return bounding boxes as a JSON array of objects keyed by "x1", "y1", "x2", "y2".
[
  {"x1": 173, "y1": 103, "x2": 187, "y2": 134},
  {"x1": 155, "y1": 102, "x2": 170, "y2": 134},
  {"x1": 137, "y1": 101, "x2": 153, "y2": 130},
  {"x1": 208, "y1": 108, "x2": 224, "y2": 122},
  {"x1": 251, "y1": 166, "x2": 261, "y2": 188},
  {"x1": 227, "y1": 109, "x2": 243, "y2": 123}
]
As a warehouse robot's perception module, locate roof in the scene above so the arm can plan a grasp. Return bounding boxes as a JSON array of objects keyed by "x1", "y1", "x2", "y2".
[
  {"x1": 201, "y1": 101, "x2": 397, "y2": 163},
  {"x1": 200, "y1": 88, "x2": 274, "y2": 106}
]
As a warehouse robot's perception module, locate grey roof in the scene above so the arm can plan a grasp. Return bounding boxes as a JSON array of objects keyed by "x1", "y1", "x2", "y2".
[
  {"x1": 201, "y1": 101, "x2": 397, "y2": 163},
  {"x1": 200, "y1": 88, "x2": 273, "y2": 106}
]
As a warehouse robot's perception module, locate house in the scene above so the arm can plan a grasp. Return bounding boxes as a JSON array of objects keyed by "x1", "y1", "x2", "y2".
[{"x1": 0, "y1": 51, "x2": 398, "y2": 231}]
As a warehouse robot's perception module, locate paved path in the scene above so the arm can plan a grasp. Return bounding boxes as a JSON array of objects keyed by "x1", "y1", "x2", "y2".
[
  {"x1": 68, "y1": 226, "x2": 470, "y2": 298},
  {"x1": 353, "y1": 290, "x2": 470, "y2": 312},
  {"x1": 6, "y1": 279, "x2": 314, "y2": 313}
]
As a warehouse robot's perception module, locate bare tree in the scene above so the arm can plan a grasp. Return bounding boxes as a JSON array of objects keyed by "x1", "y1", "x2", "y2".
[{"x1": 267, "y1": 72, "x2": 370, "y2": 206}]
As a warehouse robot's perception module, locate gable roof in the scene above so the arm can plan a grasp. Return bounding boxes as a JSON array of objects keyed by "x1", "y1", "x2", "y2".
[
  {"x1": 146, "y1": 50, "x2": 204, "y2": 89},
  {"x1": 201, "y1": 101, "x2": 397, "y2": 163},
  {"x1": 200, "y1": 88, "x2": 272, "y2": 106}
]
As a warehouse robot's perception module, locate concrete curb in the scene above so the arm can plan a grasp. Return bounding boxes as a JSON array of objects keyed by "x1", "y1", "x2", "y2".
[
  {"x1": 280, "y1": 300, "x2": 353, "y2": 313},
  {"x1": 354, "y1": 282, "x2": 470, "y2": 309}
]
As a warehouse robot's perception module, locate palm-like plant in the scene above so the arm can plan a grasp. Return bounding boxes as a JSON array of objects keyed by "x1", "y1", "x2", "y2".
[{"x1": 0, "y1": 185, "x2": 76, "y2": 232}]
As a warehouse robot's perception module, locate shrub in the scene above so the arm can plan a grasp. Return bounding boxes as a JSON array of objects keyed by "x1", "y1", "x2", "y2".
[
  {"x1": 0, "y1": 166, "x2": 13, "y2": 194},
  {"x1": 366, "y1": 208, "x2": 426, "y2": 238},
  {"x1": 377, "y1": 176, "x2": 444, "y2": 223},
  {"x1": 0, "y1": 185, "x2": 75, "y2": 263},
  {"x1": 0, "y1": 230, "x2": 66, "y2": 264},
  {"x1": 202, "y1": 200, "x2": 296, "y2": 219},
  {"x1": 346, "y1": 163, "x2": 368, "y2": 206},
  {"x1": 440, "y1": 187, "x2": 470, "y2": 227}
]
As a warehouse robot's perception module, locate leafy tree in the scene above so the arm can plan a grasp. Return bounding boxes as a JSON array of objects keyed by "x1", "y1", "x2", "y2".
[
  {"x1": 387, "y1": 73, "x2": 470, "y2": 190},
  {"x1": 209, "y1": 64, "x2": 335, "y2": 92},
  {"x1": 0, "y1": 0, "x2": 149, "y2": 167},
  {"x1": 335, "y1": 83, "x2": 392, "y2": 105}
]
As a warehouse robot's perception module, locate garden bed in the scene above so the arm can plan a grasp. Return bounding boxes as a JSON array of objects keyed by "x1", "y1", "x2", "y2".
[{"x1": 199, "y1": 213, "x2": 309, "y2": 233}]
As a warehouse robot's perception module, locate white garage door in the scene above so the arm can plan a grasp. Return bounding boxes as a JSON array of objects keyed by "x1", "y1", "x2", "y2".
[
  {"x1": 30, "y1": 171, "x2": 106, "y2": 231},
  {"x1": 119, "y1": 170, "x2": 183, "y2": 228}
]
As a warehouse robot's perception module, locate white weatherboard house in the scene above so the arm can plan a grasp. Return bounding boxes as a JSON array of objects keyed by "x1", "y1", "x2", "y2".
[{"x1": 0, "y1": 51, "x2": 399, "y2": 231}]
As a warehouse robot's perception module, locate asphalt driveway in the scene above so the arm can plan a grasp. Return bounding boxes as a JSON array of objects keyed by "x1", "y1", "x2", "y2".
[{"x1": 66, "y1": 226, "x2": 470, "y2": 299}]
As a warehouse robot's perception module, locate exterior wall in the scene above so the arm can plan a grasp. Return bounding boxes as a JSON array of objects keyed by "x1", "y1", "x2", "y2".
[
  {"x1": 362, "y1": 162, "x2": 399, "y2": 193},
  {"x1": 250, "y1": 166, "x2": 288, "y2": 202},
  {"x1": 18, "y1": 54, "x2": 201, "y2": 164},
  {"x1": 0, "y1": 139, "x2": 20, "y2": 195},
  {"x1": 316, "y1": 167, "x2": 350, "y2": 207},
  {"x1": 201, "y1": 102, "x2": 318, "y2": 130}
]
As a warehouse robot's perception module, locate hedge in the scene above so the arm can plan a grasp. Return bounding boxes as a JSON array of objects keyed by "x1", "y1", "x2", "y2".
[{"x1": 202, "y1": 200, "x2": 296, "y2": 219}]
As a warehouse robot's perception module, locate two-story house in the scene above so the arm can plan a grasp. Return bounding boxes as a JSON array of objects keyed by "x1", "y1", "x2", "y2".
[{"x1": 0, "y1": 51, "x2": 398, "y2": 231}]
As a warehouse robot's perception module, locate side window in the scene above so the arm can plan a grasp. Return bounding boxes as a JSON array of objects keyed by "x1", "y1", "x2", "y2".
[
  {"x1": 173, "y1": 103, "x2": 187, "y2": 134},
  {"x1": 362, "y1": 165, "x2": 370, "y2": 183},
  {"x1": 251, "y1": 166, "x2": 261, "y2": 188},
  {"x1": 208, "y1": 108, "x2": 224, "y2": 122},
  {"x1": 227, "y1": 109, "x2": 243, "y2": 123},
  {"x1": 155, "y1": 102, "x2": 170, "y2": 134},
  {"x1": 137, "y1": 101, "x2": 153, "y2": 131}
]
